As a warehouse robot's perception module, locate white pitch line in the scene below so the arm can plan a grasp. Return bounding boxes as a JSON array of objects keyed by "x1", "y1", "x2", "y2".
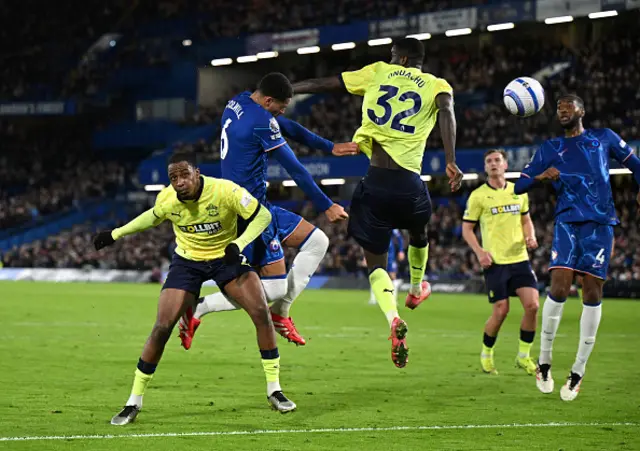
[{"x1": 1, "y1": 422, "x2": 636, "y2": 442}]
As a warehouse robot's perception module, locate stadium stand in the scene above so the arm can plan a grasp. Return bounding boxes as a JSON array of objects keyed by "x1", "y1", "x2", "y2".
[{"x1": 0, "y1": 5, "x2": 638, "y2": 287}]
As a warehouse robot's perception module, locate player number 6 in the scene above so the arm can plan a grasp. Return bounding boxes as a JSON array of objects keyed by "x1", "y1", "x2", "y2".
[{"x1": 220, "y1": 118, "x2": 233, "y2": 160}]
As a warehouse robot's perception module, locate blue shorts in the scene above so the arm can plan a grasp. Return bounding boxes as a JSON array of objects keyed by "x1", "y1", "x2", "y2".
[
  {"x1": 349, "y1": 167, "x2": 432, "y2": 255},
  {"x1": 163, "y1": 253, "x2": 255, "y2": 297},
  {"x1": 483, "y1": 260, "x2": 538, "y2": 303},
  {"x1": 550, "y1": 221, "x2": 614, "y2": 280},
  {"x1": 241, "y1": 204, "x2": 304, "y2": 268}
]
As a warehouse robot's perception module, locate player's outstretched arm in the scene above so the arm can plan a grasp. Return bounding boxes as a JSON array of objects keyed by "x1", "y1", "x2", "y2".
[
  {"x1": 292, "y1": 76, "x2": 344, "y2": 94},
  {"x1": 231, "y1": 205, "x2": 272, "y2": 254},
  {"x1": 272, "y1": 143, "x2": 347, "y2": 221},
  {"x1": 514, "y1": 141, "x2": 559, "y2": 194},
  {"x1": 436, "y1": 93, "x2": 463, "y2": 192},
  {"x1": 606, "y1": 129, "x2": 640, "y2": 206},
  {"x1": 276, "y1": 116, "x2": 359, "y2": 156},
  {"x1": 94, "y1": 209, "x2": 163, "y2": 250}
]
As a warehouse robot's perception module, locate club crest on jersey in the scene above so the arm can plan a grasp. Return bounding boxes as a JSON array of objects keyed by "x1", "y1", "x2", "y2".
[
  {"x1": 490, "y1": 204, "x2": 521, "y2": 215},
  {"x1": 269, "y1": 239, "x2": 281, "y2": 252},
  {"x1": 206, "y1": 203, "x2": 219, "y2": 216},
  {"x1": 269, "y1": 118, "x2": 282, "y2": 140},
  {"x1": 178, "y1": 222, "x2": 222, "y2": 235}
]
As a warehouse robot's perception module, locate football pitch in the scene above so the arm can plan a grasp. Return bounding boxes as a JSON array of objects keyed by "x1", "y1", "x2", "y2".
[{"x1": 0, "y1": 282, "x2": 638, "y2": 450}]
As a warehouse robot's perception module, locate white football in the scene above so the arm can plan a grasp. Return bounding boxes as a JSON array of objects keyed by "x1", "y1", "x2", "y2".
[{"x1": 503, "y1": 77, "x2": 545, "y2": 117}]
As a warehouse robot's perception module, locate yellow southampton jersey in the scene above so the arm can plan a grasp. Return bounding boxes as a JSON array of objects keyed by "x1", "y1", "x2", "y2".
[
  {"x1": 153, "y1": 176, "x2": 259, "y2": 261},
  {"x1": 463, "y1": 182, "x2": 530, "y2": 265},
  {"x1": 341, "y1": 61, "x2": 452, "y2": 174}
]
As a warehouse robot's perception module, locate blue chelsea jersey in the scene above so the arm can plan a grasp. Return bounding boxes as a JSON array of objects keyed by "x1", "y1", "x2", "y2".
[
  {"x1": 220, "y1": 92, "x2": 287, "y2": 204},
  {"x1": 521, "y1": 128, "x2": 634, "y2": 225}
]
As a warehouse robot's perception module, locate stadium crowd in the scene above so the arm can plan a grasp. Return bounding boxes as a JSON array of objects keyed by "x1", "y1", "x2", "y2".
[
  {"x1": 3, "y1": 179, "x2": 639, "y2": 283},
  {"x1": 1, "y1": 7, "x2": 638, "y2": 283},
  {"x1": 0, "y1": 126, "x2": 127, "y2": 231}
]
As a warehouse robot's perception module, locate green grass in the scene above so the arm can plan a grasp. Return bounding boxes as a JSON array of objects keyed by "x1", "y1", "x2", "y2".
[{"x1": 0, "y1": 281, "x2": 638, "y2": 450}]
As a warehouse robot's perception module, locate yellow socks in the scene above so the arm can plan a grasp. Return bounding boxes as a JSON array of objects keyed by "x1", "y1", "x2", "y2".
[
  {"x1": 369, "y1": 268, "x2": 398, "y2": 327},
  {"x1": 260, "y1": 349, "x2": 281, "y2": 396}
]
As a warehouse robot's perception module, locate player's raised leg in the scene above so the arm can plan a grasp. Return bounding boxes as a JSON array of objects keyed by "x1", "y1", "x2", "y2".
[
  {"x1": 275, "y1": 217, "x2": 330, "y2": 334},
  {"x1": 515, "y1": 286, "x2": 539, "y2": 375},
  {"x1": 405, "y1": 225, "x2": 431, "y2": 309},
  {"x1": 481, "y1": 298, "x2": 508, "y2": 375},
  {"x1": 536, "y1": 268, "x2": 572, "y2": 394},
  {"x1": 112, "y1": 287, "x2": 195, "y2": 425},
  {"x1": 224, "y1": 270, "x2": 296, "y2": 412}
]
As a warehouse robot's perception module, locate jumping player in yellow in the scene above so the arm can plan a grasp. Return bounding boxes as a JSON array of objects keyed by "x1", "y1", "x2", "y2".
[
  {"x1": 293, "y1": 38, "x2": 464, "y2": 368},
  {"x1": 462, "y1": 149, "x2": 539, "y2": 376},
  {"x1": 93, "y1": 151, "x2": 296, "y2": 425}
]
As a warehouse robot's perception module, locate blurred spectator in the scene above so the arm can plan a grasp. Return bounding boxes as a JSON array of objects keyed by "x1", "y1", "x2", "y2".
[{"x1": 3, "y1": 177, "x2": 638, "y2": 283}]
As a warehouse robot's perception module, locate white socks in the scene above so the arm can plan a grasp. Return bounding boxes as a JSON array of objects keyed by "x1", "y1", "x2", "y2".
[
  {"x1": 194, "y1": 279, "x2": 287, "y2": 319},
  {"x1": 126, "y1": 393, "x2": 143, "y2": 408},
  {"x1": 270, "y1": 229, "x2": 329, "y2": 318},
  {"x1": 194, "y1": 292, "x2": 240, "y2": 319},
  {"x1": 572, "y1": 303, "x2": 602, "y2": 377},
  {"x1": 194, "y1": 229, "x2": 328, "y2": 321},
  {"x1": 539, "y1": 295, "x2": 566, "y2": 365}
]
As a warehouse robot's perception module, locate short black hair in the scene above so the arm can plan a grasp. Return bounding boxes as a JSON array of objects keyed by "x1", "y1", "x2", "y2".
[
  {"x1": 557, "y1": 94, "x2": 584, "y2": 109},
  {"x1": 168, "y1": 150, "x2": 197, "y2": 168},
  {"x1": 258, "y1": 72, "x2": 293, "y2": 101},
  {"x1": 393, "y1": 37, "x2": 425, "y2": 62}
]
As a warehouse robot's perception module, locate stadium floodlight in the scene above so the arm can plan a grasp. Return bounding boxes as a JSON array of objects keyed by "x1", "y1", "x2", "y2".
[
  {"x1": 406, "y1": 33, "x2": 431, "y2": 40},
  {"x1": 297, "y1": 46, "x2": 321, "y2": 55},
  {"x1": 462, "y1": 173, "x2": 479, "y2": 180},
  {"x1": 544, "y1": 16, "x2": 573, "y2": 24},
  {"x1": 282, "y1": 180, "x2": 298, "y2": 187},
  {"x1": 487, "y1": 22, "x2": 515, "y2": 32},
  {"x1": 609, "y1": 168, "x2": 632, "y2": 175},
  {"x1": 144, "y1": 184, "x2": 165, "y2": 192},
  {"x1": 368, "y1": 38, "x2": 393, "y2": 46},
  {"x1": 504, "y1": 172, "x2": 521, "y2": 179},
  {"x1": 320, "y1": 178, "x2": 346, "y2": 185},
  {"x1": 420, "y1": 175, "x2": 433, "y2": 181},
  {"x1": 211, "y1": 58, "x2": 233, "y2": 66},
  {"x1": 445, "y1": 28, "x2": 472, "y2": 37},
  {"x1": 182, "y1": 39, "x2": 192, "y2": 47},
  {"x1": 237, "y1": 55, "x2": 258, "y2": 63},
  {"x1": 257, "y1": 51, "x2": 279, "y2": 59},
  {"x1": 588, "y1": 10, "x2": 618, "y2": 19},
  {"x1": 331, "y1": 42, "x2": 356, "y2": 51}
]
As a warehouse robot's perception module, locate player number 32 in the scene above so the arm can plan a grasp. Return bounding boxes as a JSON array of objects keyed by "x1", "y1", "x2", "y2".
[{"x1": 367, "y1": 85, "x2": 422, "y2": 134}]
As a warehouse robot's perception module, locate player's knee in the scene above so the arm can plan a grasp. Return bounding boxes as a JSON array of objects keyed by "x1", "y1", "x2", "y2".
[
  {"x1": 550, "y1": 285, "x2": 571, "y2": 301},
  {"x1": 582, "y1": 285, "x2": 602, "y2": 305},
  {"x1": 305, "y1": 228, "x2": 329, "y2": 254},
  {"x1": 262, "y1": 278, "x2": 288, "y2": 303},
  {"x1": 409, "y1": 227, "x2": 428, "y2": 248},
  {"x1": 247, "y1": 302, "x2": 272, "y2": 328},
  {"x1": 151, "y1": 322, "x2": 173, "y2": 345},
  {"x1": 524, "y1": 298, "x2": 539, "y2": 316},
  {"x1": 493, "y1": 301, "x2": 509, "y2": 321}
]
